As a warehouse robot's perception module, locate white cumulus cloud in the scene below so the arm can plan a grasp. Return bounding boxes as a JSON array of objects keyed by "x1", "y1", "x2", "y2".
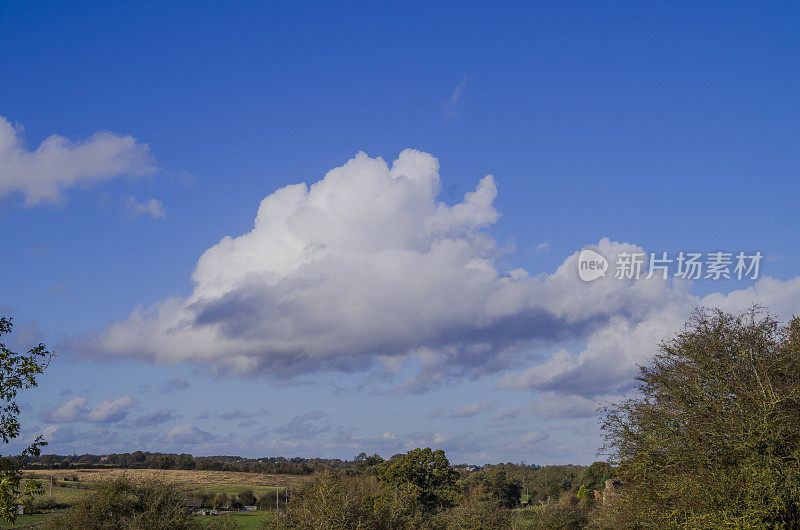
[
  {"x1": 79, "y1": 149, "x2": 544, "y2": 376},
  {"x1": 0, "y1": 116, "x2": 154, "y2": 205},
  {"x1": 87, "y1": 396, "x2": 135, "y2": 423},
  {"x1": 73, "y1": 149, "x2": 800, "y2": 396},
  {"x1": 166, "y1": 424, "x2": 216, "y2": 444},
  {"x1": 41, "y1": 396, "x2": 88, "y2": 423}
]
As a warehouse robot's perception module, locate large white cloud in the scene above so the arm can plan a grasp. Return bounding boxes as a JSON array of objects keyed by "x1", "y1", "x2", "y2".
[
  {"x1": 77, "y1": 149, "x2": 800, "y2": 392},
  {"x1": 81, "y1": 149, "x2": 556, "y2": 375},
  {"x1": 0, "y1": 116, "x2": 154, "y2": 205}
]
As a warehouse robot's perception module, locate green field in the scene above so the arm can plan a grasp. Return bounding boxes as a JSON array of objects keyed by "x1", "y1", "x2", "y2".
[
  {"x1": 0, "y1": 510, "x2": 277, "y2": 529},
  {"x1": 0, "y1": 513, "x2": 51, "y2": 529},
  {"x1": 9, "y1": 473, "x2": 290, "y2": 528},
  {"x1": 198, "y1": 511, "x2": 275, "y2": 529}
]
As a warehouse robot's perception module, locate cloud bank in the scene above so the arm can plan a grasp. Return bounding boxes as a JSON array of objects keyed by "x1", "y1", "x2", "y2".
[
  {"x1": 0, "y1": 116, "x2": 154, "y2": 205},
  {"x1": 75, "y1": 149, "x2": 800, "y2": 399}
]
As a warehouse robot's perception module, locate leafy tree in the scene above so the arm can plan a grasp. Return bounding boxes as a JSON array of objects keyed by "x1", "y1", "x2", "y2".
[
  {"x1": 238, "y1": 488, "x2": 256, "y2": 506},
  {"x1": 376, "y1": 447, "x2": 460, "y2": 512},
  {"x1": 0, "y1": 316, "x2": 53, "y2": 524},
  {"x1": 212, "y1": 492, "x2": 229, "y2": 510},
  {"x1": 576, "y1": 461, "x2": 615, "y2": 494},
  {"x1": 463, "y1": 464, "x2": 522, "y2": 508},
  {"x1": 600, "y1": 308, "x2": 800, "y2": 528},
  {"x1": 20, "y1": 478, "x2": 43, "y2": 513}
]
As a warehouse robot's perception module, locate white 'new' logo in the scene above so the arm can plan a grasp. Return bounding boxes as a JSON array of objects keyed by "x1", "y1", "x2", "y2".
[{"x1": 578, "y1": 248, "x2": 608, "y2": 282}]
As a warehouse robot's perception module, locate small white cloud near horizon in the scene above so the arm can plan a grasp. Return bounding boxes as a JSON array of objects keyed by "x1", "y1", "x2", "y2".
[
  {"x1": 41, "y1": 396, "x2": 87, "y2": 423},
  {"x1": 167, "y1": 423, "x2": 216, "y2": 444},
  {"x1": 0, "y1": 116, "x2": 155, "y2": 205},
  {"x1": 124, "y1": 196, "x2": 166, "y2": 220},
  {"x1": 87, "y1": 396, "x2": 135, "y2": 423}
]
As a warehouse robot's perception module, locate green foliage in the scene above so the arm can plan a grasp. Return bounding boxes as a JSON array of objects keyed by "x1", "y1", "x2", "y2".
[
  {"x1": 600, "y1": 308, "x2": 800, "y2": 528},
  {"x1": 427, "y1": 497, "x2": 513, "y2": 529},
  {"x1": 19, "y1": 478, "x2": 43, "y2": 513},
  {"x1": 516, "y1": 504, "x2": 589, "y2": 530},
  {"x1": 272, "y1": 471, "x2": 378, "y2": 529},
  {"x1": 46, "y1": 476, "x2": 195, "y2": 529},
  {"x1": 377, "y1": 448, "x2": 461, "y2": 512},
  {"x1": 212, "y1": 492, "x2": 229, "y2": 510},
  {"x1": 272, "y1": 450, "x2": 524, "y2": 529},
  {"x1": 238, "y1": 489, "x2": 256, "y2": 506},
  {"x1": 0, "y1": 316, "x2": 53, "y2": 524},
  {"x1": 576, "y1": 462, "x2": 614, "y2": 494},
  {"x1": 462, "y1": 464, "x2": 522, "y2": 508},
  {"x1": 576, "y1": 484, "x2": 587, "y2": 500}
]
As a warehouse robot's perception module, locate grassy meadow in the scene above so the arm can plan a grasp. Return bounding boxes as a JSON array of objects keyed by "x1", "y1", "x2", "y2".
[
  {"x1": 5, "y1": 469, "x2": 304, "y2": 528},
  {"x1": 25, "y1": 468, "x2": 303, "y2": 497}
]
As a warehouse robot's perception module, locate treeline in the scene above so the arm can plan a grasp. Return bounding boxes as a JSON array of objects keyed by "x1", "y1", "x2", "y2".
[
  {"x1": 24, "y1": 451, "x2": 361, "y2": 475},
  {"x1": 24, "y1": 451, "x2": 608, "y2": 502},
  {"x1": 270, "y1": 449, "x2": 617, "y2": 529}
]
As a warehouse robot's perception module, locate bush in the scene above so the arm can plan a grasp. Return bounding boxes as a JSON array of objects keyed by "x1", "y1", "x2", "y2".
[
  {"x1": 272, "y1": 471, "x2": 377, "y2": 529},
  {"x1": 516, "y1": 504, "x2": 589, "y2": 530},
  {"x1": 45, "y1": 475, "x2": 195, "y2": 529},
  {"x1": 427, "y1": 498, "x2": 513, "y2": 529}
]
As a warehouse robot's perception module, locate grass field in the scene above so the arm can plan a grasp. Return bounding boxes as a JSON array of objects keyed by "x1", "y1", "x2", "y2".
[
  {"x1": 198, "y1": 511, "x2": 276, "y2": 528},
  {"x1": 0, "y1": 513, "x2": 53, "y2": 529},
  {"x1": 9, "y1": 469, "x2": 305, "y2": 527},
  {"x1": 25, "y1": 468, "x2": 305, "y2": 498},
  {"x1": 0, "y1": 510, "x2": 277, "y2": 529}
]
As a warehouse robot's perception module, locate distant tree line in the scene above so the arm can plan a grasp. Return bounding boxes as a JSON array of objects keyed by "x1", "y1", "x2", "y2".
[{"x1": 23, "y1": 452, "x2": 366, "y2": 475}]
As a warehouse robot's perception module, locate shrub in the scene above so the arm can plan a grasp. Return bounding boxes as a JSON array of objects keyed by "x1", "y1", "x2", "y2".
[
  {"x1": 272, "y1": 471, "x2": 377, "y2": 529},
  {"x1": 45, "y1": 475, "x2": 195, "y2": 529}
]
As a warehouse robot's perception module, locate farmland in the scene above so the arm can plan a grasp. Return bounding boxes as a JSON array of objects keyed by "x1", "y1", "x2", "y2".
[
  {"x1": 25, "y1": 468, "x2": 305, "y2": 498},
  {"x1": 2, "y1": 469, "x2": 305, "y2": 528}
]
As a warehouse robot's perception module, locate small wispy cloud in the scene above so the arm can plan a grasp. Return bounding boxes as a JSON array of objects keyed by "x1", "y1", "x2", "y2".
[
  {"x1": 445, "y1": 75, "x2": 468, "y2": 118},
  {"x1": 124, "y1": 196, "x2": 165, "y2": 220},
  {"x1": 428, "y1": 401, "x2": 495, "y2": 419},
  {"x1": 160, "y1": 378, "x2": 190, "y2": 394}
]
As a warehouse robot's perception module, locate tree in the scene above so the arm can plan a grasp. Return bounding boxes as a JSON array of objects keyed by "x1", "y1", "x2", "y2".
[
  {"x1": 20, "y1": 479, "x2": 43, "y2": 514},
  {"x1": 463, "y1": 464, "x2": 522, "y2": 508},
  {"x1": 0, "y1": 316, "x2": 53, "y2": 524},
  {"x1": 238, "y1": 489, "x2": 256, "y2": 506},
  {"x1": 600, "y1": 307, "x2": 800, "y2": 528},
  {"x1": 212, "y1": 493, "x2": 229, "y2": 510},
  {"x1": 377, "y1": 448, "x2": 460, "y2": 512}
]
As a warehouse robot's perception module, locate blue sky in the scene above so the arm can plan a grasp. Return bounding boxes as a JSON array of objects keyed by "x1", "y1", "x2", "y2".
[{"x1": 1, "y1": 1, "x2": 799, "y2": 464}]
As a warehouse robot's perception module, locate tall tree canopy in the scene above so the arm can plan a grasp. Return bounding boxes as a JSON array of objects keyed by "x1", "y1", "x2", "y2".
[
  {"x1": 377, "y1": 448, "x2": 461, "y2": 512},
  {"x1": 601, "y1": 307, "x2": 800, "y2": 528}
]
